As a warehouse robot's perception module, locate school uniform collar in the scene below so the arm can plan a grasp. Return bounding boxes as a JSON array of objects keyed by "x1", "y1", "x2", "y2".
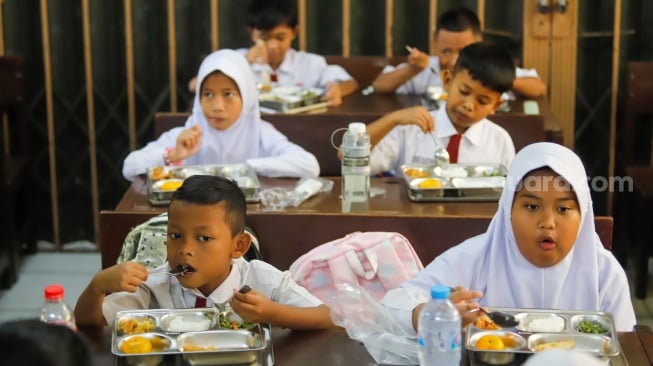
[
  {"x1": 274, "y1": 48, "x2": 298, "y2": 77},
  {"x1": 435, "y1": 104, "x2": 487, "y2": 147},
  {"x1": 178, "y1": 259, "x2": 244, "y2": 306}
]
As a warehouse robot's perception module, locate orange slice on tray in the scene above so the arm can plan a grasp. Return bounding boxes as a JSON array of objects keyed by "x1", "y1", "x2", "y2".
[
  {"x1": 121, "y1": 336, "x2": 153, "y2": 354},
  {"x1": 419, "y1": 178, "x2": 442, "y2": 189},
  {"x1": 160, "y1": 180, "x2": 183, "y2": 191},
  {"x1": 475, "y1": 334, "x2": 505, "y2": 350}
]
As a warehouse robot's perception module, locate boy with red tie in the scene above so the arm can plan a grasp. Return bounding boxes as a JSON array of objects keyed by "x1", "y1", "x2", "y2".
[
  {"x1": 367, "y1": 41, "x2": 516, "y2": 175},
  {"x1": 74, "y1": 175, "x2": 333, "y2": 329}
]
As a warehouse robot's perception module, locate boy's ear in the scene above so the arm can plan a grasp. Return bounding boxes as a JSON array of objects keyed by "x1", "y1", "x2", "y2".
[
  {"x1": 231, "y1": 231, "x2": 252, "y2": 259},
  {"x1": 442, "y1": 69, "x2": 453, "y2": 92},
  {"x1": 488, "y1": 97, "x2": 504, "y2": 116}
]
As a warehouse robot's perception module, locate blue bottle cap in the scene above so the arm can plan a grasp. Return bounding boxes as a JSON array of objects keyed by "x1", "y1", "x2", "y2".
[{"x1": 430, "y1": 285, "x2": 450, "y2": 299}]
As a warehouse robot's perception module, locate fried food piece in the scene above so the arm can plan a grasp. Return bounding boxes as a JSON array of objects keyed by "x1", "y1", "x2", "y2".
[
  {"x1": 118, "y1": 317, "x2": 156, "y2": 335},
  {"x1": 533, "y1": 339, "x2": 575, "y2": 352},
  {"x1": 150, "y1": 166, "x2": 170, "y2": 180},
  {"x1": 474, "y1": 315, "x2": 500, "y2": 330}
]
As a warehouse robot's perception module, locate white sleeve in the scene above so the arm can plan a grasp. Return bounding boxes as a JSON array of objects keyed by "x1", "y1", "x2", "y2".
[
  {"x1": 244, "y1": 260, "x2": 323, "y2": 307},
  {"x1": 103, "y1": 286, "x2": 151, "y2": 326},
  {"x1": 122, "y1": 127, "x2": 184, "y2": 181},
  {"x1": 515, "y1": 67, "x2": 540, "y2": 79},
  {"x1": 598, "y1": 251, "x2": 637, "y2": 332},
  {"x1": 320, "y1": 64, "x2": 354, "y2": 85},
  {"x1": 369, "y1": 127, "x2": 404, "y2": 175},
  {"x1": 246, "y1": 122, "x2": 320, "y2": 178}
]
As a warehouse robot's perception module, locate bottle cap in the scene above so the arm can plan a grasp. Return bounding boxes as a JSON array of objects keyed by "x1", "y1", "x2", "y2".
[
  {"x1": 430, "y1": 285, "x2": 450, "y2": 299},
  {"x1": 348, "y1": 122, "x2": 366, "y2": 134},
  {"x1": 44, "y1": 284, "x2": 64, "y2": 300}
]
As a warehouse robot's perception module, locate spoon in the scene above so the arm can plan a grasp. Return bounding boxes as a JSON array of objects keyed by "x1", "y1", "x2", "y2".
[
  {"x1": 429, "y1": 133, "x2": 450, "y2": 167},
  {"x1": 167, "y1": 264, "x2": 189, "y2": 276},
  {"x1": 477, "y1": 308, "x2": 519, "y2": 328},
  {"x1": 213, "y1": 285, "x2": 253, "y2": 313}
]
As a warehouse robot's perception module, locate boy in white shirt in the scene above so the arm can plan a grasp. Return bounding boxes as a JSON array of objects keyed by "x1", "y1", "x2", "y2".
[
  {"x1": 75, "y1": 175, "x2": 334, "y2": 329},
  {"x1": 368, "y1": 41, "x2": 516, "y2": 175},
  {"x1": 372, "y1": 7, "x2": 546, "y2": 98}
]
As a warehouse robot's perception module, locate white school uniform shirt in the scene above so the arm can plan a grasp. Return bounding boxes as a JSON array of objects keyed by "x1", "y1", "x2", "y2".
[
  {"x1": 122, "y1": 49, "x2": 320, "y2": 181},
  {"x1": 103, "y1": 257, "x2": 323, "y2": 326},
  {"x1": 380, "y1": 142, "x2": 636, "y2": 334},
  {"x1": 383, "y1": 55, "x2": 540, "y2": 95},
  {"x1": 369, "y1": 105, "x2": 515, "y2": 175},
  {"x1": 238, "y1": 48, "x2": 354, "y2": 88}
]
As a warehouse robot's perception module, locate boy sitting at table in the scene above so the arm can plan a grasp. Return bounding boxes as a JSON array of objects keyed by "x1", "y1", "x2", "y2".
[
  {"x1": 74, "y1": 175, "x2": 334, "y2": 329},
  {"x1": 188, "y1": 0, "x2": 358, "y2": 107},
  {"x1": 367, "y1": 41, "x2": 516, "y2": 175},
  {"x1": 371, "y1": 7, "x2": 546, "y2": 98}
]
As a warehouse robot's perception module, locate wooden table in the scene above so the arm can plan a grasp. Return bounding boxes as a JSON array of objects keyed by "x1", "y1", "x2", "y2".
[
  {"x1": 78, "y1": 324, "x2": 653, "y2": 366},
  {"x1": 101, "y1": 177, "x2": 613, "y2": 271}
]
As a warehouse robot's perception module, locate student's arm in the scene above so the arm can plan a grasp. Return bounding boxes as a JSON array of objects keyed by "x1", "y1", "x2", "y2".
[
  {"x1": 337, "y1": 79, "x2": 358, "y2": 97},
  {"x1": 512, "y1": 77, "x2": 547, "y2": 98},
  {"x1": 74, "y1": 262, "x2": 149, "y2": 326},
  {"x1": 410, "y1": 287, "x2": 483, "y2": 331},
  {"x1": 372, "y1": 65, "x2": 423, "y2": 94},
  {"x1": 231, "y1": 290, "x2": 334, "y2": 329},
  {"x1": 322, "y1": 79, "x2": 359, "y2": 107},
  {"x1": 367, "y1": 106, "x2": 434, "y2": 148},
  {"x1": 372, "y1": 48, "x2": 430, "y2": 93},
  {"x1": 122, "y1": 126, "x2": 184, "y2": 181}
]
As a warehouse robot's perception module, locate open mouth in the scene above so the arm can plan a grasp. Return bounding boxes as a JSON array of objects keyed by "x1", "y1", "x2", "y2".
[
  {"x1": 171, "y1": 264, "x2": 196, "y2": 276},
  {"x1": 539, "y1": 236, "x2": 556, "y2": 249}
]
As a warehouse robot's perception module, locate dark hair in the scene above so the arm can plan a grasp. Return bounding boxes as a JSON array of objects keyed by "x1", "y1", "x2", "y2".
[
  {"x1": 0, "y1": 319, "x2": 91, "y2": 366},
  {"x1": 247, "y1": 0, "x2": 298, "y2": 31},
  {"x1": 453, "y1": 41, "x2": 516, "y2": 94},
  {"x1": 171, "y1": 175, "x2": 246, "y2": 237},
  {"x1": 436, "y1": 7, "x2": 482, "y2": 36}
]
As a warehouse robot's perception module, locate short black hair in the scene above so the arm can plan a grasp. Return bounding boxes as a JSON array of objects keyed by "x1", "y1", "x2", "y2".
[
  {"x1": 247, "y1": 0, "x2": 298, "y2": 31},
  {"x1": 436, "y1": 7, "x2": 482, "y2": 37},
  {"x1": 0, "y1": 320, "x2": 91, "y2": 366},
  {"x1": 453, "y1": 41, "x2": 516, "y2": 94},
  {"x1": 171, "y1": 175, "x2": 246, "y2": 237}
]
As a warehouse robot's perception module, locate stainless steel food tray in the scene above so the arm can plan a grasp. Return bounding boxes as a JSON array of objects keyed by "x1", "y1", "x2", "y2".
[
  {"x1": 147, "y1": 163, "x2": 260, "y2": 205},
  {"x1": 112, "y1": 308, "x2": 274, "y2": 366},
  {"x1": 465, "y1": 307, "x2": 623, "y2": 366},
  {"x1": 258, "y1": 86, "x2": 323, "y2": 113},
  {"x1": 401, "y1": 163, "x2": 507, "y2": 202}
]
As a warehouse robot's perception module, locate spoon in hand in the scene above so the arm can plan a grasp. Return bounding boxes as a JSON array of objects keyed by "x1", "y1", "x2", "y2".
[
  {"x1": 213, "y1": 285, "x2": 253, "y2": 313},
  {"x1": 477, "y1": 308, "x2": 519, "y2": 328},
  {"x1": 429, "y1": 133, "x2": 450, "y2": 167}
]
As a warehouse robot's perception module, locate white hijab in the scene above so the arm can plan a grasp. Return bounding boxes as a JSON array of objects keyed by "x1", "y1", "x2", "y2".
[
  {"x1": 183, "y1": 49, "x2": 261, "y2": 165},
  {"x1": 473, "y1": 142, "x2": 600, "y2": 309}
]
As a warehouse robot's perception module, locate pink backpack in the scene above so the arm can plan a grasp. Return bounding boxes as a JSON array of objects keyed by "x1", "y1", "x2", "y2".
[{"x1": 289, "y1": 232, "x2": 424, "y2": 302}]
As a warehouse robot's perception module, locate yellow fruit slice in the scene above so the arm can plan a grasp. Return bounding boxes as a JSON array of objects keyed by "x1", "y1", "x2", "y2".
[
  {"x1": 121, "y1": 336, "x2": 153, "y2": 354},
  {"x1": 475, "y1": 334, "x2": 505, "y2": 350},
  {"x1": 160, "y1": 180, "x2": 183, "y2": 191},
  {"x1": 419, "y1": 178, "x2": 442, "y2": 189}
]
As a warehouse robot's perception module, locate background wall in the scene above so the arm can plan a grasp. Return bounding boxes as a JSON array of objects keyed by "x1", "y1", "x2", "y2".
[{"x1": 0, "y1": 0, "x2": 651, "y2": 248}]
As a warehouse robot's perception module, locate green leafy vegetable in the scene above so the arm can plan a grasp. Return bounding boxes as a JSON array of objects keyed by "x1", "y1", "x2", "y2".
[{"x1": 575, "y1": 320, "x2": 607, "y2": 334}]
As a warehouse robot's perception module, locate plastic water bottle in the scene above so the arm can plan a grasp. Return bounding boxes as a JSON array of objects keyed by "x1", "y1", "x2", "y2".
[
  {"x1": 39, "y1": 284, "x2": 77, "y2": 331},
  {"x1": 418, "y1": 285, "x2": 461, "y2": 366},
  {"x1": 341, "y1": 122, "x2": 370, "y2": 212}
]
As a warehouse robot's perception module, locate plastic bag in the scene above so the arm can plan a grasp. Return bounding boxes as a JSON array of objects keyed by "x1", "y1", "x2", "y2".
[
  {"x1": 259, "y1": 177, "x2": 334, "y2": 210},
  {"x1": 328, "y1": 283, "x2": 419, "y2": 365}
]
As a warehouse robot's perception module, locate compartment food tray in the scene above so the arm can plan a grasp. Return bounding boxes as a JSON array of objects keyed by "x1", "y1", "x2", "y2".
[
  {"x1": 112, "y1": 308, "x2": 273, "y2": 366},
  {"x1": 401, "y1": 163, "x2": 507, "y2": 202},
  {"x1": 147, "y1": 163, "x2": 260, "y2": 205},
  {"x1": 258, "y1": 86, "x2": 323, "y2": 113},
  {"x1": 465, "y1": 307, "x2": 623, "y2": 365}
]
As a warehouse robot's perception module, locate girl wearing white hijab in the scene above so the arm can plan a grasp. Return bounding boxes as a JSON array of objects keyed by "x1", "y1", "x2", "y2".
[
  {"x1": 381, "y1": 142, "x2": 636, "y2": 333},
  {"x1": 123, "y1": 49, "x2": 320, "y2": 181}
]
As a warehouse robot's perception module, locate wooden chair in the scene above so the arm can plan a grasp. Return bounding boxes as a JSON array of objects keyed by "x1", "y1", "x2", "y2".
[
  {"x1": 0, "y1": 55, "x2": 27, "y2": 287},
  {"x1": 622, "y1": 62, "x2": 653, "y2": 298}
]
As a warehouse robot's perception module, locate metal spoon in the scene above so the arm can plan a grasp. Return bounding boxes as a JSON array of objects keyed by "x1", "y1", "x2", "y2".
[
  {"x1": 213, "y1": 285, "x2": 253, "y2": 313},
  {"x1": 478, "y1": 308, "x2": 519, "y2": 328},
  {"x1": 429, "y1": 133, "x2": 450, "y2": 167},
  {"x1": 167, "y1": 264, "x2": 189, "y2": 276}
]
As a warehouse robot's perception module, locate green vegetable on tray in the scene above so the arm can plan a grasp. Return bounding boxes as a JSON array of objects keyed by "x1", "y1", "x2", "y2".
[
  {"x1": 218, "y1": 313, "x2": 255, "y2": 330},
  {"x1": 575, "y1": 320, "x2": 607, "y2": 334}
]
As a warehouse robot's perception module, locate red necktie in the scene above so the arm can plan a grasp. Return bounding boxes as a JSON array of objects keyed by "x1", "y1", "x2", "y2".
[
  {"x1": 194, "y1": 297, "x2": 206, "y2": 308},
  {"x1": 446, "y1": 134, "x2": 462, "y2": 164},
  {"x1": 270, "y1": 73, "x2": 278, "y2": 82}
]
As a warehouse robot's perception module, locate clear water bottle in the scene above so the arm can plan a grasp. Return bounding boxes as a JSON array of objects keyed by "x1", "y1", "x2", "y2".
[
  {"x1": 39, "y1": 284, "x2": 77, "y2": 331},
  {"x1": 341, "y1": 122, "x2": 370, "y2": 212},
  {"x1": 418, "y1": 285, "x2": 461, "y2": 366}
]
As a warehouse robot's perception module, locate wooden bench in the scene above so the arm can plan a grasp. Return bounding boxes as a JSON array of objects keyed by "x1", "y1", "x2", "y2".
[{"x1": 154, "y1": 111, "x2": 545, "y2": 176}]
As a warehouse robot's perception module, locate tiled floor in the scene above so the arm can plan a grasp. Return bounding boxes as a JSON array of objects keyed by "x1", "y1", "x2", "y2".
[{"x1": 2, "y1": 252, "x2": 653, "y2": 328}]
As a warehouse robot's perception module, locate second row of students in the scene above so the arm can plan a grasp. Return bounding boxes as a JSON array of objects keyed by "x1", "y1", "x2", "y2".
[{"x1": 123, "y1": 40, "x2": 516, "y2": 181}]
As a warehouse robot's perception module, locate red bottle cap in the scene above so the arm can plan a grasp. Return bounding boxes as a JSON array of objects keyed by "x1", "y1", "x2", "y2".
[{"x1": 44, "y1": 284, "x2": 64, "y2": 300}]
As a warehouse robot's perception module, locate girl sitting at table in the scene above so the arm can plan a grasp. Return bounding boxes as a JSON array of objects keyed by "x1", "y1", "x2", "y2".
[
  {"x1": 381, "y1": 142, "x2": 637, "y2": 332},
  {"x1": 122, "y1": 49, "x2": 320, "y2": 182}
]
